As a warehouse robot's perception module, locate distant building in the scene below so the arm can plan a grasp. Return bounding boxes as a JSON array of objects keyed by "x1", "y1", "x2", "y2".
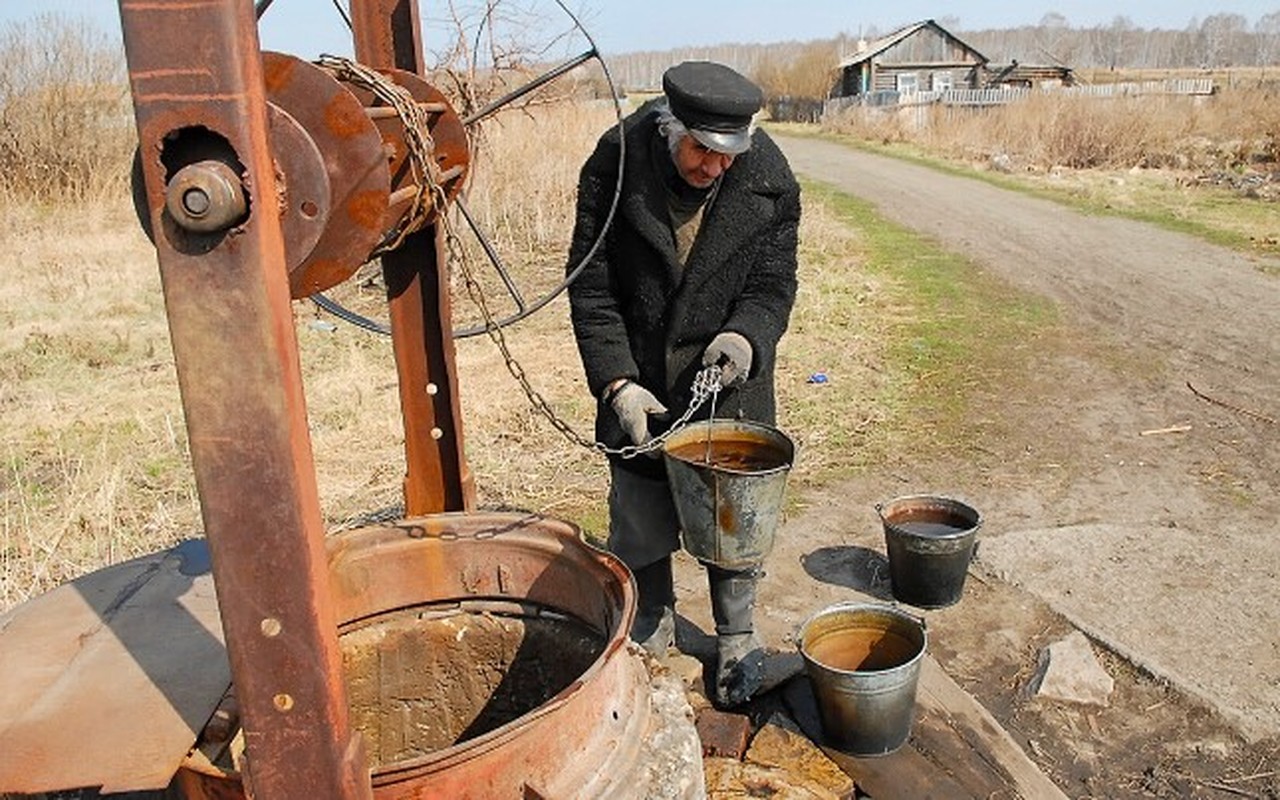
[
  {"x1": 835, "y1": 20, "x2": 988, "y2": 99},
  {"x1": 833, "y1": 20, "x2": 1074, "y2": 100},
  {"x1": 983, "y1": 60, "x2": 1076, "y2": 89}
]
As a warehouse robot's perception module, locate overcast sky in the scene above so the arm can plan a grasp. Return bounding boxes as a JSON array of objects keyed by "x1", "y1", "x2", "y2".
[{"x1": 4, "y1": 1, "x2": 1277, "y2": 59}]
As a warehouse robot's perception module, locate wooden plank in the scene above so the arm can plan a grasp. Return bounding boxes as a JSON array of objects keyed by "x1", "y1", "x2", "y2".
[
  {"x1": 916, "y1": 657, "x2": 1068, "y2": 800},
  {"x1": 782, "y1": 654, "x2": 1066, "y2": 800},
  {"x1": 0, "y1": 541, "x2": 230, "y2": 794}
]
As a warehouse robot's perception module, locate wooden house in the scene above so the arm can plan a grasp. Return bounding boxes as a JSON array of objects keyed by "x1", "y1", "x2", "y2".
[{"x1": 835, "y1": 20, "x2": 988, "y2": 98}]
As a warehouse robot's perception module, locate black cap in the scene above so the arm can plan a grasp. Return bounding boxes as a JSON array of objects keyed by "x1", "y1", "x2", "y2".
[{"x1": 662, "y1": 61, "x2": 763, "y2": 155}]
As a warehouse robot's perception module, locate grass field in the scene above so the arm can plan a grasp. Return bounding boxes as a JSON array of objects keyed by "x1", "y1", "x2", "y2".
[
  {"x1": 0, "y1": 99, "x2": 1063, "y2": 610},
  {"x1": 3, "y1": 19, "x2": 1276, "y2": 609}
]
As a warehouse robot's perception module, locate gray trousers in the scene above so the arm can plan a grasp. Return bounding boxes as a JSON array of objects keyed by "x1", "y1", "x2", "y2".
[{"x1": 607, "y1": 462, "x2": 681, "y2": 571}]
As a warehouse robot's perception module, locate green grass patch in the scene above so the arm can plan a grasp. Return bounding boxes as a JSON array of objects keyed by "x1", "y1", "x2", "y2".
[
  {"x1": 805, "y1": 130, "x2": 1279, "y2": 260},
  {"x1": 791, "y1": 180, "x2": 1058, "y2": 476}
]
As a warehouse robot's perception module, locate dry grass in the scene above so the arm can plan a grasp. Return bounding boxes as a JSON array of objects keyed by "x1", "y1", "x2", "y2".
[
  {"x1": 1074, "y1": 66, "x2": 1280, "y2": 88},
  {"x1": 0, "y1": 202, "x2": 193, "y2": 609},
  {"x1": 826, "y1": 85, "x2": 1280, "y2": 172},
  {"x1": 0, "y1": 98, "x2": 887, "y2": 610},
  {"x1": 816, "y1": 84, "x2": 1280, "y2": 257},
  {"x1": 0, "y1": 14, "x2": 134, "y2": 204}
]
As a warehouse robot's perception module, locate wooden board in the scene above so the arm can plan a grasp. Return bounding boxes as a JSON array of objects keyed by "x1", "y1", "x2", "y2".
[
  {"x1": 783, "y1": 655, "x2": 1068, "y2": 800},
  {"x1": 0, "y1": 540, "x2": 230, "y2": 794}
]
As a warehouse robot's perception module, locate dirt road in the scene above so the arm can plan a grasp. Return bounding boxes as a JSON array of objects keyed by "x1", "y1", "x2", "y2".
[{"x1": 718, "y1": 135, "x2": 1280, "y2": 793}]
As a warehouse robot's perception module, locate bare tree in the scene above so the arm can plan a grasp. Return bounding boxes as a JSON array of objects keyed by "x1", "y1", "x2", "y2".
[
  {"x1": 1199, "y1": 13, "x2": 1250, "y2": 67},
  {"x1": 752, "y1": 40, "x2": 840, "y2": 100},
  {"x1": 1040, "y1": 12, "x2": 1069, "y2": 30},
  {"x1": 1257, "y1": 11, "x2": 1280, "y2": 66},
  {"x1": 1035, "y1": 12, "x2": 1073, "y2": 65},
  {"x1": 1100, "y1": 15, "x2": 1134, "y2": 70}
]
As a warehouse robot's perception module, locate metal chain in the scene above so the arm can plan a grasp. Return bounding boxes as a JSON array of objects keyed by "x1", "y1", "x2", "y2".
[
  {"x1": 317, "y1": 56, "x2": 722, "y2": 458},
  {"x1": 449, "y1": 231, "x2": 725, "y2": 458},
  {"x1": 316, "y1": 55, "x2": 437, "y2": 255}
]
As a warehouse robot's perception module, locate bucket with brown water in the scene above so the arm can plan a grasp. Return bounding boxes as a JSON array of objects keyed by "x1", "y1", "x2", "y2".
[
  {"x1": 799, "y1": 602, "x2": 927, "y2": 756},
  {"x1": 662, "y1": 419, "x2": 794, "y2": 569},
  {"x1": 877, "y1": 494, "x2": 981, "y2": 609}
]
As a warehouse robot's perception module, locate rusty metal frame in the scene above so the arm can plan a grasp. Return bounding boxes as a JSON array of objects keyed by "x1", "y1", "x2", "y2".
[
  {"x1": 119, "y1": 0, "x2": 373, "y2": 796},
  {"x1": 351, "y1": 0, "x2": 476, "y2": 516}
]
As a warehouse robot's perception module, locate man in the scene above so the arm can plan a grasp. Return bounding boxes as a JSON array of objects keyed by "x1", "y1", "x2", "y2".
[{"x1": 566, "y1": 61, "x2": 800, "y2": 706}]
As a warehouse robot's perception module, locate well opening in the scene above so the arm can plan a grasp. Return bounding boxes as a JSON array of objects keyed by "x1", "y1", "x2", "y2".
[
  {"x1": 178, "y1": 512, "x2": 659, "y2": 799},
  {"x1": 340, "y1": 600, "x2": 605, "y2": 764}
]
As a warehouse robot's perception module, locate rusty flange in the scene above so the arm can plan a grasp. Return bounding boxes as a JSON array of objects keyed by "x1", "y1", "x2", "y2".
[
  {"x1": 257, "y1": 53, "x2": 471, "y2": 299},
  {"x1": 345, "y1": 67, "x2": 471, "y2": 240},
  {"x1": 261, "y1": 52, "x2": 391, "y2": 298}
]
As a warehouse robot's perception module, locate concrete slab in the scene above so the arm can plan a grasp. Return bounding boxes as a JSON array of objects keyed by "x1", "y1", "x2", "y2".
[{"x1": 977, "y1": 523, "x2": 1280, "y2": 741}]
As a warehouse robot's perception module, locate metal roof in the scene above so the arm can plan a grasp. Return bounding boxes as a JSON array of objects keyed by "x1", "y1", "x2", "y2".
[{"x1": 838, "y1": 19, "x2": 988, "y2": 68}]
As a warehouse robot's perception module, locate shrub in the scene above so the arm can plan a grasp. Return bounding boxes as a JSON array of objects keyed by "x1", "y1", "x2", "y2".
[{"x1": 0, "y1": 14, "x2": 134, "y2": 203}]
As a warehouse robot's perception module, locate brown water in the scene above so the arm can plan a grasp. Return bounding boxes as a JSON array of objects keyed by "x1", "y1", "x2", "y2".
[
  {"x1": 805, "y1": 626, "x2": 921, "y2": 672},
  {"x1": 890, "y1": 519, "x2": 972, "y2": 537},
  {"x1": 667, "y1": 437, "x2": 787, "y2": 472}
]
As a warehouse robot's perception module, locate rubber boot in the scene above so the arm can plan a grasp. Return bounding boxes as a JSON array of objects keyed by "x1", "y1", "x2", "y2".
[
  {"x1": 630, "y1": 557, "x2": 676, "y2": 659},
  {"x1": 707, "y1": 563, "x2": 765, "y2": 707}
]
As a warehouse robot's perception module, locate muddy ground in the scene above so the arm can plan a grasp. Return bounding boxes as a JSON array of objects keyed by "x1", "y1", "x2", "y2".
[{"x1": 673, "y1": 137, "x2": 1280, "y2": 799}]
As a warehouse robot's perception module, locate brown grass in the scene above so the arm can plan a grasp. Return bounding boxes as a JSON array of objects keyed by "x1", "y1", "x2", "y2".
[
  {"x1": 1074, "y1": 66, "x2": 1280, "y2": 88},
  {"x1": 1, "y1": 91, "x2": 890, "y2": 610},
  {"x1": 0, "y1": 14, "x2": 134, "y2": 204},
  {"x1": 825, "y1": 85, "x2": 1280, "y2": 172},
  {"x1": 0, "y1": 202, "x2": 192, "y2": 609}
]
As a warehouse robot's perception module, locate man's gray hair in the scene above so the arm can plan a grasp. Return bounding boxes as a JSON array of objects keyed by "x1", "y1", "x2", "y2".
[{"x1": 653, "y1": 99, "x2": 689, "y2": 158}]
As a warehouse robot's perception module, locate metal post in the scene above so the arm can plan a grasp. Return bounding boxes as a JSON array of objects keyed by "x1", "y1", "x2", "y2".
[
  {"x1": 351, "y1": 0, "x2": 477, "y2": 516},
  {"x1": 119, "y1": 1, "x2": 371, "y2": 796}
]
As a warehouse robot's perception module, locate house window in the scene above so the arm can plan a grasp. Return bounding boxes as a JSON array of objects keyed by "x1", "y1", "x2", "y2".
[
  {"x1": 896, "y1": 73, "x2": 919, "y2": 94},
  {"x1": 932, "y1": 72, "x2": 953, "y2": 92}
]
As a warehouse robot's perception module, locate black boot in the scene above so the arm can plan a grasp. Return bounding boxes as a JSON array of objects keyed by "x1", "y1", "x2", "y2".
[
  {"x1": 631, "y1": 557, "x2": 676, "y2": 659},
  {"x1": 707, "y1": 563, "x2": 765, "y2": 706}
]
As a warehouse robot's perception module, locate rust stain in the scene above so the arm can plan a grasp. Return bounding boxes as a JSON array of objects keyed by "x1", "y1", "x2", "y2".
[
  {"x1": 718, "y1": 499, "x2": 736, "y2": 537},
  {"x1": 324, "y1": 95, "x2": 367, "y2": 138},
  {"x1": 345, "y1": 189, "x2": 387, "y2": 230},
  {"x1": 260, "y1": 56, "x2": 295, "y2": 95},
  {"x1": 290, "y1": 258, "x2": 345, "y2": 296}
]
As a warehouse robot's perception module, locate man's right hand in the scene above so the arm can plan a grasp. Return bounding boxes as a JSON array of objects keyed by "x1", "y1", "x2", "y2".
[{"x1": 610, "y1": 382, "x2": 668, "y2": 446}]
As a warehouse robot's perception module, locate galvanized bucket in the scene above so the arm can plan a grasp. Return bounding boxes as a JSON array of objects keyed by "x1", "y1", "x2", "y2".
[
  {"x1": 661, "y1": 419, "x2": 793, "y2": 569},
  {"x1": 799, "y1": 602, "x2": 927, "y2": 756},
  {"x1": 877, "y1": 495, "x2": 982, "y2": 609}
]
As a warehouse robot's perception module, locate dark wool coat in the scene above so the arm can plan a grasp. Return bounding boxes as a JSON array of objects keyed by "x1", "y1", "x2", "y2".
[{"x1": 566, "y1": 107, "x2": 800, "y2": 477}]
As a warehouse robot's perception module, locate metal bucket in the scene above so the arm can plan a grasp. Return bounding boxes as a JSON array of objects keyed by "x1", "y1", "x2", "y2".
[
  {"x1": 799, "y1": 602, "x2": 927, "y2": 756},
  {"x1": 662, "y1": 419, "x2": 793, "y2": 569},
  {"x1": 877, "y1": 494, "x2": 981, "y2": 609}
]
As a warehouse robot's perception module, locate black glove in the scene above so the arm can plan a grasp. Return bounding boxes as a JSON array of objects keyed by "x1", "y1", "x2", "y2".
[
  {"x1": 610, "y1": 382, "x2": 669, "y2": 446},
  {"x1": 703, "y1": 332, "x2": 753, "y2": 385}
]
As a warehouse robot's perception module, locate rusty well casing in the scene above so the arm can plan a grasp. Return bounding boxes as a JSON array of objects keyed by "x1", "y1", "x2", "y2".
[{"x1": 176, "y1": 512, "x2": 661, "y2": 800}]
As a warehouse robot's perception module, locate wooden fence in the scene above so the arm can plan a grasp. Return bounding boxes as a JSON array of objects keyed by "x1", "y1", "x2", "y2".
[{"x1": 822, "y1": 77, "x2": 1216, "y2": 122}]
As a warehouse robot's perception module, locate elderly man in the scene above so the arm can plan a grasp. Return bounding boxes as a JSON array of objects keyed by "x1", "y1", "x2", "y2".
[{"x1": 566, "y1": 61, "x2": 800, "y2": 706}]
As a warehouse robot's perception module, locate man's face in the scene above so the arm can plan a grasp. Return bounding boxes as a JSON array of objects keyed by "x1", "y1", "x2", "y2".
[{"x1": 673, "y1": 135, "x2": 735, "y2": 189}]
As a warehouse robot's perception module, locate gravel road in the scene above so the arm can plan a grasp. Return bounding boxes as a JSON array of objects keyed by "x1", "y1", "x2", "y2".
[{"x1": 769, "y1": 134, "x2": 1280, "y2": 743}]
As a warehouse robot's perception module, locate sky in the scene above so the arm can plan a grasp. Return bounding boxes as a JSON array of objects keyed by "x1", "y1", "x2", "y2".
[{"x1": 3, "y1": 1, "x2": 1277, "y2": 60}]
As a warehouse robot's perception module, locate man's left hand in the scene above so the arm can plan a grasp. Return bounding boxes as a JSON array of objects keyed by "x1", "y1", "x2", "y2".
[{"x1": 703, "y1": 332, "x2": 752, "y2": 386}]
